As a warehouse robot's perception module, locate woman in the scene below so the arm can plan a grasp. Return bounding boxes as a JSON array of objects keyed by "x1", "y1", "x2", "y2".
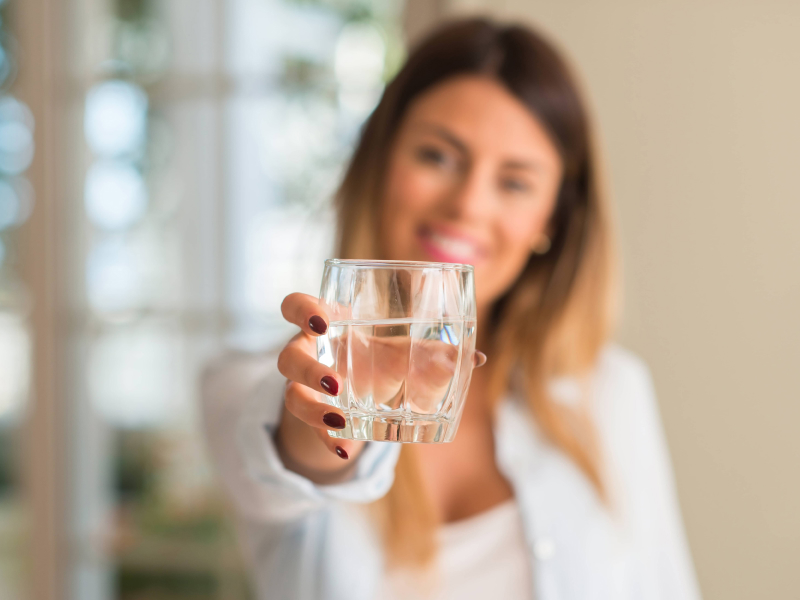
[{"x1": 202, "y1": 18, "x2": 701, "y2": 600}]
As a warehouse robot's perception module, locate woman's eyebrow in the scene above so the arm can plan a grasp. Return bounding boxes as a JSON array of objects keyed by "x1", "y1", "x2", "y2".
[
  {"x1": 502, "y1": 159, "x2": 544, "y2": 172},
  {"x1": 412, "y1": 123, "x2": 470, "y2": 156}
]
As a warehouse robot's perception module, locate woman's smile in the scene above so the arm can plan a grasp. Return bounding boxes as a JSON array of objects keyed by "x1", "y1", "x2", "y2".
[{"x1": 416, "y1": 223, "x2": 489, "y2": 266}]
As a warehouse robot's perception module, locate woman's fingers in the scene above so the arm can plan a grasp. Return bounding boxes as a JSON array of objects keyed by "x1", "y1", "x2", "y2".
[
  {"x1": 311, "y1": 424, "x2": 361, "y2": 460},
  {"x1": 474, "y1": 350, "x2": 487, "y2": 368},
  {"x1": 283, "y1": 382, "x2": 360, "y2": 459},
  {"x1": 277, "y1": 336, "x2": 341, "y2": 396},
  {"x1": 284, "y1": 380, "x2": 344, "y2": 430},
  {"x1": 281, "y1": 292, "x2": 329, "y2": 336},
  {"x1": 278, "y1": 293, "x2": 367, "y2": 465}
]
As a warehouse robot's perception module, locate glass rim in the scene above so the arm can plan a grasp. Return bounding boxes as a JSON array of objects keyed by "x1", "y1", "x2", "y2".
[{"x1": 324, "y1": 258, "x2": 474, "y2": 272}]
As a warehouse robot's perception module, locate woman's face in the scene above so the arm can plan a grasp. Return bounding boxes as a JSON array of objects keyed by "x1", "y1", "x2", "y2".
[{"x1": 380, "y1": 75, "x2": 564, "y2": 308}]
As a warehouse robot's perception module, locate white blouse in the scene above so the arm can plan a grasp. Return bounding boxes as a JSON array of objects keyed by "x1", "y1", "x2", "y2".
[
  {"x1": 381, "y1": 499, "x2": 533, "y2": 600},
  {"x1": 200, "y1": 343, "x2": 702, "y2": 600}
]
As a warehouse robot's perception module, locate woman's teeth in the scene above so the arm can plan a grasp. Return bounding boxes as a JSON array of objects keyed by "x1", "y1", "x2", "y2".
[{"x1": 428, "y1": 231, "x2": 478, "y2": 260}]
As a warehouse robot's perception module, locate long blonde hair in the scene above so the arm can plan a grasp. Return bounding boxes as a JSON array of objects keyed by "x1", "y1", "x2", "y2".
[{"x1": 334, "y1": 18, "x2": 618, "y2": 565}]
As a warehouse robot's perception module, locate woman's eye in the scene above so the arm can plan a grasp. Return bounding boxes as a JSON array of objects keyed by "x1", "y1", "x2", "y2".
[
  {"x1": 500, "y1": 178, "x2": 531, "y2": 194},
  {"x1": 416, "y1": 146, "x2": 449, "y2": 167}
]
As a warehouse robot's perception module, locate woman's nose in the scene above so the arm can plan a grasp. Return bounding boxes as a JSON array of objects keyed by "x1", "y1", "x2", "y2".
[{"x1": 442, "y1": 164, "x2": 495, "y2": 222}]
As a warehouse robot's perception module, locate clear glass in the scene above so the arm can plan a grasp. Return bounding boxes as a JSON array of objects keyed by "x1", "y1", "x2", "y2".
[{"x1": 317, "y1": 259, "x2": 477, "y2": 443}]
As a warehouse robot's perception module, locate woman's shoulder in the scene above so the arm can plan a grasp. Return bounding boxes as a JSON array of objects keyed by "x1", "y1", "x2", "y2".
[
  {"x1": 200, "y1": 343, "x2": 289, "y2": 425},
  {"x1": 590, "y1": 343, "x2": 672, "y2": 477},
  {"x1": 591, "y1": 342, "x2": 656, "y2": 408},
  {"x1": 202, "y1": 349, "x2": 278, "y2": 400},
  {"x1": 595, "y1": 342, "x2": 652, "y2": 385},
  {"x1": 585, "y1": 342, "x2": 665, "y2": 449},
  {"x1": 201, "y1": 339, "x2": 289, "y2": 395},
  {"x1": 546, "y1": 343, "x2": 653, "y2": 411}
]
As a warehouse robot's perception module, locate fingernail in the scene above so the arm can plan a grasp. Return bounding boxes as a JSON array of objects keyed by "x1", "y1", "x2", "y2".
[
  {"x1": 323, "y1": 412, "x2": 346, "y2": 429},
  {"x1": 309, "y1": 315, "x2": 327, "y2": 335},
  {"x1": 474, "y1": 351, "x2": 487, "y2": 368},
  {"x1": 320, "y1": 376, "x2": 339, "y2": 396},
  {"x1": 335, "y1": 446, "x2": 348, "y2": 460}
]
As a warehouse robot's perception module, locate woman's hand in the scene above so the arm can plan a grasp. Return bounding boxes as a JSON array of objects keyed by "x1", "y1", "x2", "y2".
[
  {"x1": 274, "y1": 292, "x2": 487, "y2": 483},
  {"x1": 275, "y1": 293, "x2": 364, "y2": 481}
]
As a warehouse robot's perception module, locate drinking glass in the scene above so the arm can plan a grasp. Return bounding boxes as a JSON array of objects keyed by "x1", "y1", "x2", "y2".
[{"x1": 317, "y1": 259, "x2": 477, "y2": 443}]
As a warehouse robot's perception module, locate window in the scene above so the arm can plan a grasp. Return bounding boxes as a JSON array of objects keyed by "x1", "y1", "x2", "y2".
[{"x1": 67, "y1": 1, "x2": 405, "y2": 598}]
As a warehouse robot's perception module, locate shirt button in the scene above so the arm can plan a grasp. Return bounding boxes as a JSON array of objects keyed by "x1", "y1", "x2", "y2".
[{"x1": 533, "y1": 538, "x2": 555, "y2": 560}]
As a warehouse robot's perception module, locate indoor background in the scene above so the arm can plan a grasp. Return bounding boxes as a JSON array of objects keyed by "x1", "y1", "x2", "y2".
[{"x1": 1, "y1": 0, "x2": 798, "y2": 599}]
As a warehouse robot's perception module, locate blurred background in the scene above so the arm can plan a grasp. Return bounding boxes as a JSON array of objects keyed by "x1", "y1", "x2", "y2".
[{"x1": 1, "y1": 0, "x2": 798, "y2": 598}]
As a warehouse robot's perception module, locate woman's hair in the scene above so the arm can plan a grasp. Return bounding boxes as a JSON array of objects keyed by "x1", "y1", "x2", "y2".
[{"x1": 334, "y1": 18, "x2": 618, "y2": 565}]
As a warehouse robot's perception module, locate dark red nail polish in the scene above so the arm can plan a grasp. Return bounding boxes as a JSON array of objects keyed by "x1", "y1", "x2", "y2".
[
  {"x1": 308, "y1": 315, "x2": 327, "y2": 335},
  {"x1": 323, "y1": 412, "x2": 346, "y2": 429},
  {"x1": 335, "y1": 446, "x2": 348, "y2": 459},
  {"x1": 320, "y1": 376, "x2": 339, "y2": 396}
]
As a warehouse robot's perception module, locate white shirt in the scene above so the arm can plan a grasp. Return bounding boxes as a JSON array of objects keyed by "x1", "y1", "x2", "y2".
[
  {"x1": 200, "y1": 343, "x2": 702, "y2": 600},
  {"x1": 381, "y1": 499, "x2": 533, "y2": 600}
]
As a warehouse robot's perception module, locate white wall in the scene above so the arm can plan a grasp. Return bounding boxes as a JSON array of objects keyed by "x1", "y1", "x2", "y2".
[{"x1": 419, "y1": 1, "x2": 800, "y2": 598}]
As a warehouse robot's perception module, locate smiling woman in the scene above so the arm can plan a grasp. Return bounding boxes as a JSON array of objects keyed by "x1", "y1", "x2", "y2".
[
  {"x1": 202, "y1": 17, "x2": 701, "y2": 600},
  {"x1": 329, "y1": 16, "x2": 616, "y2": 567}
]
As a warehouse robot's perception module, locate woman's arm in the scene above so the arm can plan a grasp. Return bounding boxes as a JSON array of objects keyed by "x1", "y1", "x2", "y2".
[{"x1": 200, "y1": 349, "x2": 401, "y2": 523}]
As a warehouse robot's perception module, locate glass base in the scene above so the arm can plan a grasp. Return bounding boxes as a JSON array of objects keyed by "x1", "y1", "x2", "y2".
[{"x1": 327, "y1": 412, "x2": 458, "y2": 443}]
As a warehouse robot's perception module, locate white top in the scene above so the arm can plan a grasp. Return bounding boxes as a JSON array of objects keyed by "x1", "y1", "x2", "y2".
[
  {"x1": 381, "y1": 499, "x2": 533, "y2": 600},
  {"x1": 200, "y1": 343, "x2": 702, "y2": 600}
]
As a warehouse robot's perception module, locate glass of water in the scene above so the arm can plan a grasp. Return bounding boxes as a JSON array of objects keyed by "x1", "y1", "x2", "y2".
[{"x1": 317, "y1": 259, "x2": 477, "y2": 443}]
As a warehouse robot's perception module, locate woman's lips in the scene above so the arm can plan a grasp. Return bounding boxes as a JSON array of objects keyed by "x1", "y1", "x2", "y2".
[{"x1": 417, "y1": 226, "x2": 485, "y2": 265}]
